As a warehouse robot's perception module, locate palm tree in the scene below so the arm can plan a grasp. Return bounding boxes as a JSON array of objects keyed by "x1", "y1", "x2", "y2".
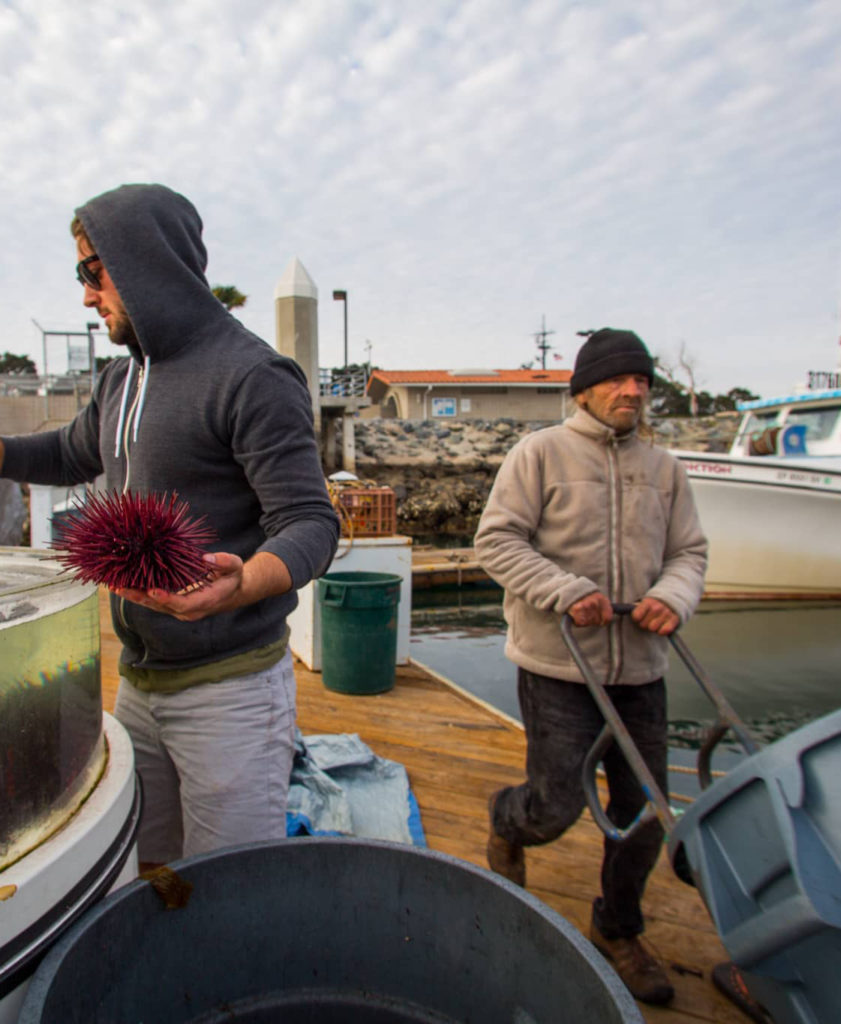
[{"x1": 212, "y1": 285, "x2": 247, "y2": 311}]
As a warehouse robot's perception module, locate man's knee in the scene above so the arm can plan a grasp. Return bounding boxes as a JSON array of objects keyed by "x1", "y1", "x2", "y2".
[
  {"x1": 496, "y1": 784, "x2": 583, "y2": 846},
  {"x1": 528, "y1": 789, "x2": 585, "y2": 842}
]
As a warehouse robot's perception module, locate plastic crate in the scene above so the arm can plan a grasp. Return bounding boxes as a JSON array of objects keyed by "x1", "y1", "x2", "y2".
[
  {"x1": 668, "y1": 708, "x2": 841, "y2": 1024},
  {"x1": 336, "y1": 487, "x2": 397, "y2": 538}
]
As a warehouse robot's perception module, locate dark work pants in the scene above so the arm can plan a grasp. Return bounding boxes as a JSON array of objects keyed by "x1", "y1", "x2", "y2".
[{"x1": 490, "y1": 669, "x2": 668, "y2": 938}]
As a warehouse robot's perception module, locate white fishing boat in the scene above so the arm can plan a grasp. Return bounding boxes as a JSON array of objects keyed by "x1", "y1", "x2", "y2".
[{"x1": 675, "y1": 379, "x2": 841, "y2": 597}]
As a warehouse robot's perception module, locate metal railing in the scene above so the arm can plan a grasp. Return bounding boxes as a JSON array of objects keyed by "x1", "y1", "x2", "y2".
[
  {"x1": 0, "y1": 373, "x2": 92, "y2": 396},
  {"x1": 318, "y1": 366, "x2": 369, "y2": 398}
]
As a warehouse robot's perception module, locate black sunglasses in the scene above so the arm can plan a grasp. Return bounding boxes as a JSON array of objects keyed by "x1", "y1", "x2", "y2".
[{"x1": 76, "y1": 254, "x2": 102, "y2": 289}]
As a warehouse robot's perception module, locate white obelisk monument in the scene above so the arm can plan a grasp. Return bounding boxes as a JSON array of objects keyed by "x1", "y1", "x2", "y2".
[{"x1": 274, "y1": 257, "x2": 320, "y2": 432}]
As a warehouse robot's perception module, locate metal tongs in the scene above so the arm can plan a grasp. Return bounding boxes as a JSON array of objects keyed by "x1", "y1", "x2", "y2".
[{"x1": 560, "y1": 603, "x2": 759, "y2": 844}]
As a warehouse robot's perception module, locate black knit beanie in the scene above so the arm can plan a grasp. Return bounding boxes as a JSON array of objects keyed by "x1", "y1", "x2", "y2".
[{"x1": 569, "y1": 328, "x2": 654, "y2": 396}]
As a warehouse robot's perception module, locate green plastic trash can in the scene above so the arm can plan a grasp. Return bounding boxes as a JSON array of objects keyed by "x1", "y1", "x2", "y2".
[{"x1": 317, "y1": 571, "x2": 402, "y2": 695}]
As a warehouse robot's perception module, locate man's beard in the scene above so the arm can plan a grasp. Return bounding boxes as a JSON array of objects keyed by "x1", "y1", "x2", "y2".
[{"x1": 109, "y1": 313, "x2": 140, "y2": 348}]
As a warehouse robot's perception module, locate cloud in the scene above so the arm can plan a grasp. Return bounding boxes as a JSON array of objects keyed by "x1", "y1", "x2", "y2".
[{"x1": 0, "y1": 0, "x2": 839, "y2": 398}]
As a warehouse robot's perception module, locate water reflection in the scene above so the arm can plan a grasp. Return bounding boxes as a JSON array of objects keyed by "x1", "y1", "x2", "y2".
[
  {"x1": 410, "y1": 596, "x2": 841, "y2": 749},
  {"x1": 668, "y1": 601, "x2": 841, "y2": 745}
]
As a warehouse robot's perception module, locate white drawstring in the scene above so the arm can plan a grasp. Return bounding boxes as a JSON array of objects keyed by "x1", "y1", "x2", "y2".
[
  {"x1": 113, "y1": 360, "x2": 136, "y2": 458},
  {"x1": 133, "y1": 355, "x2": 150, "y2": 442},
  {"x1": 116, "y1": 355, "x2": 150, "y2": 494}
]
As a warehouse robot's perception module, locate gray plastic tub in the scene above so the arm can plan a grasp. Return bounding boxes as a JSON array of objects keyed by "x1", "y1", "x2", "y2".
[
  {"x1": 668, "y1": 708, "x2": 841, "y2": 1024},
  {"x1": 19, "y1": 837, "x2": 642, "y2": 1023}
]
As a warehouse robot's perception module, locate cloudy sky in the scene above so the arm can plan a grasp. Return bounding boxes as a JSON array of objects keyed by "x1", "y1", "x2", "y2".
[{"x1": 2, "y1": 0, "x2": 839, "y2": 399}]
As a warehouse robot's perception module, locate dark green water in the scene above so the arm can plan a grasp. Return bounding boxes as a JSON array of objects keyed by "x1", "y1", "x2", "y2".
[
  {"x1": 410, "y1": 594, "x2": 841, "y2": 750},
  {"x1": 0, "y1": 656, "x2": 101, "y2": 855}
]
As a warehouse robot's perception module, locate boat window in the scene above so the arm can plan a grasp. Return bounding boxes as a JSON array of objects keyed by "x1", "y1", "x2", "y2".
[
  {"x1": 783, "y1": 405, "x2": 841, "y2": 442},
  {"x1": 745, "y1": 411, "x2": 779, "y2": 431},
  {"x1": 737, "y1": 410, "x2": 778, "y2": 445}
]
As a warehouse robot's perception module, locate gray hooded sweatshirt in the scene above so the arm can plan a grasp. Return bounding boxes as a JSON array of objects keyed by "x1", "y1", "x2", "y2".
[{"x1": 2, "y1": 184, "x2": 339, "y2": 683}]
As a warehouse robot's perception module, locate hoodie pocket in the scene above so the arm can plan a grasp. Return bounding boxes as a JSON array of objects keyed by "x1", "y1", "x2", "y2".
[{"x1": 119, "y1": 601, "x2": 214, "y2": 668}]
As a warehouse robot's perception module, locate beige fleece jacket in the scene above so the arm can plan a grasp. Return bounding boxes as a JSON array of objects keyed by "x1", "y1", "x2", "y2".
[{"x1": 474, "y1": 407, "x2": 708, "y2": 685}]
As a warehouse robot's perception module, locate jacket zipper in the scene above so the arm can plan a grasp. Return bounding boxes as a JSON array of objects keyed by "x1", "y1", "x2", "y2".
[{"x1": 606, "y1": 437, "x2": 623, "y2": 684}]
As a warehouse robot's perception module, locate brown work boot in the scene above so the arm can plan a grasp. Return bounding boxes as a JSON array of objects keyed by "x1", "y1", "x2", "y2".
[
  {"x1": 486, "y1": 795, "x2": 526, "y2": 887},
  {"x1": 589, "y1": 922, "x2": 674, "y2": 1005}
]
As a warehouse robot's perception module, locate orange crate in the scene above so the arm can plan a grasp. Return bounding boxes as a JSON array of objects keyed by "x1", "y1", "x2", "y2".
[{"x1": 337, "y1": 487, "x2": 397, "y2": 537}]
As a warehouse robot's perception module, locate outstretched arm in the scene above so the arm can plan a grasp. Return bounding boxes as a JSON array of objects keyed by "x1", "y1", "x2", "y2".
[{"x1": 114, "y1": 550, "x2": 292, "y2": 622}]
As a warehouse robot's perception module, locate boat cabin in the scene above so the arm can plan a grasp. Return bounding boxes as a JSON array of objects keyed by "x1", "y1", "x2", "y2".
[{"x1": 731, "y1": 389, "x2": 841, "y2": 459}]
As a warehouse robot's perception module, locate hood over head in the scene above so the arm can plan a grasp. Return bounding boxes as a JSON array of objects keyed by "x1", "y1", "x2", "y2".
[{"x1": 74, "y1": 184, "x2": 226, "y2": 362}]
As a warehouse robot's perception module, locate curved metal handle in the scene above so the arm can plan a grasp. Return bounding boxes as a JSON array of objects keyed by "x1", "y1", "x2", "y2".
[
  {"x1": 581, "y1": 724, "x2": 659, "y2": 842},
  {"x1": 561, "y1": 601, "x2": 760, "y2": 847},
  {"x1": 561, "y1": 606, "x2": 676, "y2": 841},
  {"x1": 666, "y1": 631, "x2": 758, "y2": 787}
]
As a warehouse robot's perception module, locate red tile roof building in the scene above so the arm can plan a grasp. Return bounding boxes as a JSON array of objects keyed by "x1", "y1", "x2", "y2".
[{"x1": 366, "y1": 368, "x2": 572, "y2": 420}]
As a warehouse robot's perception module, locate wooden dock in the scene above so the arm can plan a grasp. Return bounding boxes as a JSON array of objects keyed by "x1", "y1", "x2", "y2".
[
  {"x1": 411, "y1": 546, "x2": 492, "y2": 589},
  {"x1": 411, "y1": 545, "x2": 841, "y2": 602},
  {"x1": 98, "y1": 590, "x2": 744, "y2": 1024}
]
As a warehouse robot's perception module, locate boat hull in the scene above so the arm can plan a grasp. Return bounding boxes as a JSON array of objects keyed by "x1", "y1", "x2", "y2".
[{"x1": 678, "y1": 452, "x2": 841, "y2": 597}]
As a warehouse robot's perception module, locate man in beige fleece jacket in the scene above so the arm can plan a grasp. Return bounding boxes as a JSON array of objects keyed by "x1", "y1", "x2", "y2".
[{"x1": 475, "y1": 328, "x2": 707, "y2": 1006}]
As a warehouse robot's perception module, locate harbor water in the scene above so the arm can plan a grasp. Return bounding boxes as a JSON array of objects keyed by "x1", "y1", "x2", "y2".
[{"x1": 410, "y1": 590, "x2": 841, "y2": 751}]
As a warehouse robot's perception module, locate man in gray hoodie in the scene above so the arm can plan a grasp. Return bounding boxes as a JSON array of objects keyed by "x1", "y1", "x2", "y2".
[
  {"x1": 475, "y1": 329, "x2": 707, "y2": 1006},
  {"x1": 0, "y1": 184, "x2": 339, "y2": 867}
]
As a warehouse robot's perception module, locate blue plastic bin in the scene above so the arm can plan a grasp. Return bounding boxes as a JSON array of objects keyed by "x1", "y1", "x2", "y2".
[{"x1": 668, "y1": 708, "x2": 841, "y2": 1024}]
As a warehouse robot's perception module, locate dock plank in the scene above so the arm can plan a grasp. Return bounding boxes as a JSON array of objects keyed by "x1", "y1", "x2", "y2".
[{"x1": 97, "y1": 589, "x2": 738, "y2": 1024}]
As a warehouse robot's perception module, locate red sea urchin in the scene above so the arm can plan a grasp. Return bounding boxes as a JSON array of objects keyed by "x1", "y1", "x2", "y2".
[{"x1": 52, "y1": 490, "x2": 217, "y2": 592}]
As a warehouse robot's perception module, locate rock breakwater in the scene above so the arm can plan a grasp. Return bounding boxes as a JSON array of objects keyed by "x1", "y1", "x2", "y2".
[{"x1": 352, "y1": 413, "x2": 740, "y2": 538}]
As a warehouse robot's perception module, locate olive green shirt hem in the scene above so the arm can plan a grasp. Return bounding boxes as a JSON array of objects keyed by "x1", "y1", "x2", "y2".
[{"x1": 119, "y1": 627, "x2": 290, "y2": 694}]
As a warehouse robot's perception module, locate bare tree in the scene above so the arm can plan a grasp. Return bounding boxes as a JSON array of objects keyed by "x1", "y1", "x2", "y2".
[{"x1": 655, "y1": 342, "x2": 701, "y2": 417}]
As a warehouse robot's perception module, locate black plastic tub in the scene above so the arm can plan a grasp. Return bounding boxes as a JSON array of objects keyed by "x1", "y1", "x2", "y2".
[{"x1": 18, "y1": 837, "x2": 642, "y2": 1023}]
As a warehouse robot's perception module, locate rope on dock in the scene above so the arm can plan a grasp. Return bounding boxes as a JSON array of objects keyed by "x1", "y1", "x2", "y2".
[
  {"x1": 668, "y1": 762, "x2": 726, "y2": 779},
  {"x1": 595, "y1": 761, "x2": 726, "y2": 808}
]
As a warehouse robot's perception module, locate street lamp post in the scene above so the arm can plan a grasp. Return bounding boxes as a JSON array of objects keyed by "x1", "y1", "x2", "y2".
[
  {"x1": 332, "y1": 290, "x2": 348, "y2": 369},
  {"x1": 86, "y1": 322, "x2": 99, "y2": 390}
]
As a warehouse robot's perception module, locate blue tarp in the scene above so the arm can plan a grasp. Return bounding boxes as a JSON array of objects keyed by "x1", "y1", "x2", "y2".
[{"x1": 286, "y1": 730, "x2": 426, "y2": 847}]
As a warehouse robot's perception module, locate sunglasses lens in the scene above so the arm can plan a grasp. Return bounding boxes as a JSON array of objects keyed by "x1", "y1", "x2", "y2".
[{"x1": 77, "y1": 256, "x2": 101, "y2": 289}]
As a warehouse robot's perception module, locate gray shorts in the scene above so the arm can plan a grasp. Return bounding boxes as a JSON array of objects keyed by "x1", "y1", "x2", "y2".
[{"x1": 115, "y1": 649, "x2": 296, "y2": 864}]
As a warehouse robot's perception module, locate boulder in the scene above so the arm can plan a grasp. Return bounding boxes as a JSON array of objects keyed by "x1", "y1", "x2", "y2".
[{"x1": 352, "y1": 415, "x2": 739, "y2": 536}]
